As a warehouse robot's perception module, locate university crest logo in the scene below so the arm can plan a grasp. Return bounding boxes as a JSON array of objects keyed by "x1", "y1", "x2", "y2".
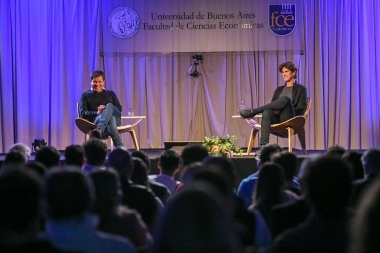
[
  {"x1": 108, "y1": 6, "x2": 140, "y2": 39},
  {"x1": 269, "y1": 4, "x2": 296, "y2": 36}
]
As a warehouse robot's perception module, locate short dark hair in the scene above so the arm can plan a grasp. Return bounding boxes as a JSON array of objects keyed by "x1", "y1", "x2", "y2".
[
  {"x1": 131, "y1": 150, "x2": 151, "y2": 171},
  {"x1": 271, "y1": 151, "x2": 298, "y2": 181},
  {"x1": 4, "y1": 150, "x2": 27, "y2": 166},
  {"x1": 278, "y1": 62, "x2": 298, "y2": 78},
  {"x1": 45, "y1": 168, "x2": 93, "y2": 220},
  {"x1": 0, "y1": 169, "x2": 42, "y2": 232},
  {"x1": 90, "y1": 70, "x2": 105, "y2": 81},
  {"x1": 326, "y1": 145, "x2": 346, "y2": 158},
  {"x1": 259, "y1": 143, "x2": 282, "y2": 165},
  {"x1": 65, "y1": 144, "x2": 85, "y2": 167},
  {"x1": 361, "y1": 148, "x2": 380, "y2": 175},
  {"x1": 83, "y1": 139, "x2": 107, "y2": 166},
  {"x1": 108, "y1": 148, "x2": 133, "y2": 176},
  {"x1": 305, "y1": 155, "x2": 352, "y2": 217},
  {"x1": 35, "y1": 146, "x2": 61, "y2": 169},
  {"x1": 181, "y1": 144, "x2": 209, "y2": 167},
  {"x1": 160, "y1": 150, "x2": 180, "y2": 173}
]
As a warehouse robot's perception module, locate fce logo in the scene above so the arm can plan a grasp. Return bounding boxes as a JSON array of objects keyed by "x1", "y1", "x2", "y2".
[
  {"x1": 108, "y1": 6, "x2": 140, "y2": 39},
  {"x1": 269, "y1": 4, "x2": 296, "y2": 36}
]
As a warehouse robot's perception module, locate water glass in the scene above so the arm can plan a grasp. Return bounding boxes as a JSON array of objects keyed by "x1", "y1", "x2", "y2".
[{"x1": 127, "y1": 108, "x2": 134, "y2": 117}]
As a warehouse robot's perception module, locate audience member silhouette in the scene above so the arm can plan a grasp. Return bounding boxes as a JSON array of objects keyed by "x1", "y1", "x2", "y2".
[
  {"x1": 108, "y1": 148, "x2": 160, "y2": 231},
  {"x1": 325, "y1": 144, "x2": 346, "y2": 157},
  {"x1": 89, "y1": 168, "x2": 153, "y2": 251},
  {"x1": 64, "y1": 144, "x2": 85, "y2": 167},
  {"x1": 35, "y1": 146, "x2": 61, "y2": 169},
  {"x1": 82, "y1": 139, "x2": 107, "y2": 173},
  {"x1": 25, "y1": 161, "x2": 48, "y2": 178},
  {"x1": 131, "y1": 150, "x2": 171, "y2": 205},
  {"x1": 0, "y1": 169, "x2": 64, "y2": 252},
  {"x1": 42, "y1": 167, "x2": 136, "y2": 253},
  {"x1": 271, "y1": 151, "x2": 301, "y2": 195},
  {"x1": 237, "y1": 144, "x2": 284, "y2": 208},
  {"x1": 8, "y1": 142, "x2": 31, "y2": 161},
  {"x1": 268, "y1": 156, "x2": 315, "y2": 240},
  {"x1": 351, "y1": 148, "x2": 380, "y2": 207},
  {"x1": 193, "y1": 159, "x2": 271, "y2": 251},
  {"x1": 342, "y1": 150, "x2": 364, "y2": 181},
  {"x1": 151, "y1": 181, "x2": 243, "y2": 253},
  {"x1": 2, "y1": 150, "x2": 27, "y2": 169},
  {"x1": 271, "y1": 155, "x2": 352, "y2": 253},
  {"x1": 131, "y1": 157, "x2": 150, "y2": 187},
  {"x1": 250, "y1": 162, "x2": 299, "y2": 224},
  {"x1": 350, "y1": 176, "x2": 380, "y2": 253},
  {"x1": 149, "y1": 150, "x2": 181, "y2": 194},
  {"x1": 180, "y1": 144, "x2": 209, "y2": 168}
]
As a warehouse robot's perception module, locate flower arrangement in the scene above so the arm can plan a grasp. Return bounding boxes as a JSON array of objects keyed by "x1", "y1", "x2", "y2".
[{"x1": 202, "y1": 135, "x2": 243, "y2": 157}]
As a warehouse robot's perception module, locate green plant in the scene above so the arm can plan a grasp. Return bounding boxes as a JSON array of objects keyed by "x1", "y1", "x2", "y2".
[{"x1": 202, "y1": 135, "x2": 243, "y2": 157}]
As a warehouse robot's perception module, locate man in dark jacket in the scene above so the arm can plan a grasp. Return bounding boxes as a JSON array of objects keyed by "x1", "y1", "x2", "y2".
[
  {"x1": 78, "y1": 70, "x2": 123, "y2": 147},
  {"x1": 239, "y1": 62, "x2": 307, "y2": 155}
]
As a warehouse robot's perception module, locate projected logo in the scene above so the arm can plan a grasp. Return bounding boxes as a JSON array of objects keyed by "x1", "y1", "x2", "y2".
[
  {"x1": 269, "y1": 4, "x2": 296, "y2": 36},
  {"x1": 108, "y1": 6, "x2": 140, "y2": 39}
]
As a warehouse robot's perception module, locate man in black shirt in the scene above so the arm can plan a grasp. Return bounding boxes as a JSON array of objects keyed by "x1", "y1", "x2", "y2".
[
  {"x1": 78, "y1": 70, "x2": 123, "y2": 147},
  {"x1": 239, "y1": 62, "x2": 307, "y2": 155}
]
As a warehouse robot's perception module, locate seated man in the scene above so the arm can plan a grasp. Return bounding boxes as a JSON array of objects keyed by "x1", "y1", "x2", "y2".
[
  {"x1": 78, "y1": 70, "x2": 124, "y2": 147},
  {"x1": 239, "y1": 61, "x2": 307, "y2": 155}
]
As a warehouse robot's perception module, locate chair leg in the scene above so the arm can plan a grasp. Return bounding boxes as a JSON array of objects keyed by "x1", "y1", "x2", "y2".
[
  {"x1": 129, "y1": 129, "x2": 139, "y2": 150},
  {"x1": 287, "y1": 128, "x2": 294, "y2": 153},
  {"x1": 247, "y1": 128, "x2": 259, "y2": 155},
  {"x1": 298, "y1": 128, "x2": 307, "y2": 154}
]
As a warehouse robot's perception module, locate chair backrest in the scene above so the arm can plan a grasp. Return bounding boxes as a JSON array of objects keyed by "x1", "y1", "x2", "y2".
[
  {"x1": 76, "y1": 103, "x2": 80, "y2": 118},
  {"x1": 303, "y1": 97, "x2": 311, "y2": 119}
]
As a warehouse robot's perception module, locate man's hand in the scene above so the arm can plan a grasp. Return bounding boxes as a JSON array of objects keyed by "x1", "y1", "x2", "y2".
[
  {"x1": 273, "y1": 110, "x2": 280, "y2": 115},
  {"x1": 97, "y1": 105, "x2": 105, "y2": 115}
]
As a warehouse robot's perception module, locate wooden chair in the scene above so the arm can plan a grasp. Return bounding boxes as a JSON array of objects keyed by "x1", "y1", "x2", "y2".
[
  {"x1": 75, "y1": 104, "x2": 140, "y2": 150},
  {"x1": 246, "y1": 97, "x2": 311, "y2": 155}
]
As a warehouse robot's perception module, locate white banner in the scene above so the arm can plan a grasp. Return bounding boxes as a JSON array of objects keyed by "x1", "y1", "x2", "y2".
[{"x1": 102, "y1": 0, "x2": 303, "y2": 53}]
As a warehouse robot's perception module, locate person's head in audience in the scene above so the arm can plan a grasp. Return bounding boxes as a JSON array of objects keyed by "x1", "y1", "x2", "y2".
[
  {"x1": 131, "y1": 157, "x2": 149, "y2": 187},
  {"x1": 257, "y1": 143, "x2": 282, "y2": 169},
  {"x1": 203, "y1": 156, "x2": 237, "y2": 190},
  {"x1": 326, "y1": 145, "x2": 346, "y2": 158},
  {"x1": 251, "y1": 162, "x2": 285, "y2": 221},
  {"x1": 0, "y1": 169, "x2": 43, "y2": 245},
  {"x1": 158, "y1": 150, "x2": 180, "y2": 177},
  {"x1": 89, "y1": 168, "x2": 121, "y2": 219},
  {"x1": 44, "y1": 167, "x2": 94, "y2": 221},
  {"x1": 131, "y1": 150, "x2": 151, "y2": 172},
  {"x1": 108, "y1": 147, "x2": 133, "y2": 178},
  {"x1": 342, "y1": 151, "x2": 364, "y2": 180},
  {"x1": 181, "y1": 144, "x2": 209, "y2": 168},
  {"x1": 303, "y1": 155, "x2": 352, "y2": 218},
  {"x1": 83, "y1": 139, "x2": 107, "y2": 166},
  {"x1": 8, "y1": 143, "x2": 31, "y2": 162},
  {"x1": 361, "y1": 148, "x2": 380, "y2": 177},
  {"x1": 152, "y1": 181, "x2": 242, "y2": 253},
  {"x1": 64, "y1": 144, "x2": 85, "y2": 167},
  {"x1": 35, "y1": 146, "x2": 61, "y2": 169},
  {"x1": 271, "y1": 151, "x2": 298, "y2": 183},
  {"x1": 2, "y1": 151, "x2": 27, "y2": 169},
  {"x1": 180, "y1": 162, "x2": 204, "y2": 185},
  {"x1": 350, "y1": 177, "x2": 380, "y2": 253},
  {"x1": 25, "y1": 161, "x2": 47, "y2": 178}
]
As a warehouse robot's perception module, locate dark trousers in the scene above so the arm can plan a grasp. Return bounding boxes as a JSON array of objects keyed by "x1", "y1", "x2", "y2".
[{"x1": 256, "y1": 96, "x2": 295, "y2": 145}]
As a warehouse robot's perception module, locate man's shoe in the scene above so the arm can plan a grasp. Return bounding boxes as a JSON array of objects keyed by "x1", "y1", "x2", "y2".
[
  {"x1": 92, "y1": 128, "x2": 105, "y2": 139},
  {"x1": 238, "y1": 108, "x2": 254, "y2": 119}
]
